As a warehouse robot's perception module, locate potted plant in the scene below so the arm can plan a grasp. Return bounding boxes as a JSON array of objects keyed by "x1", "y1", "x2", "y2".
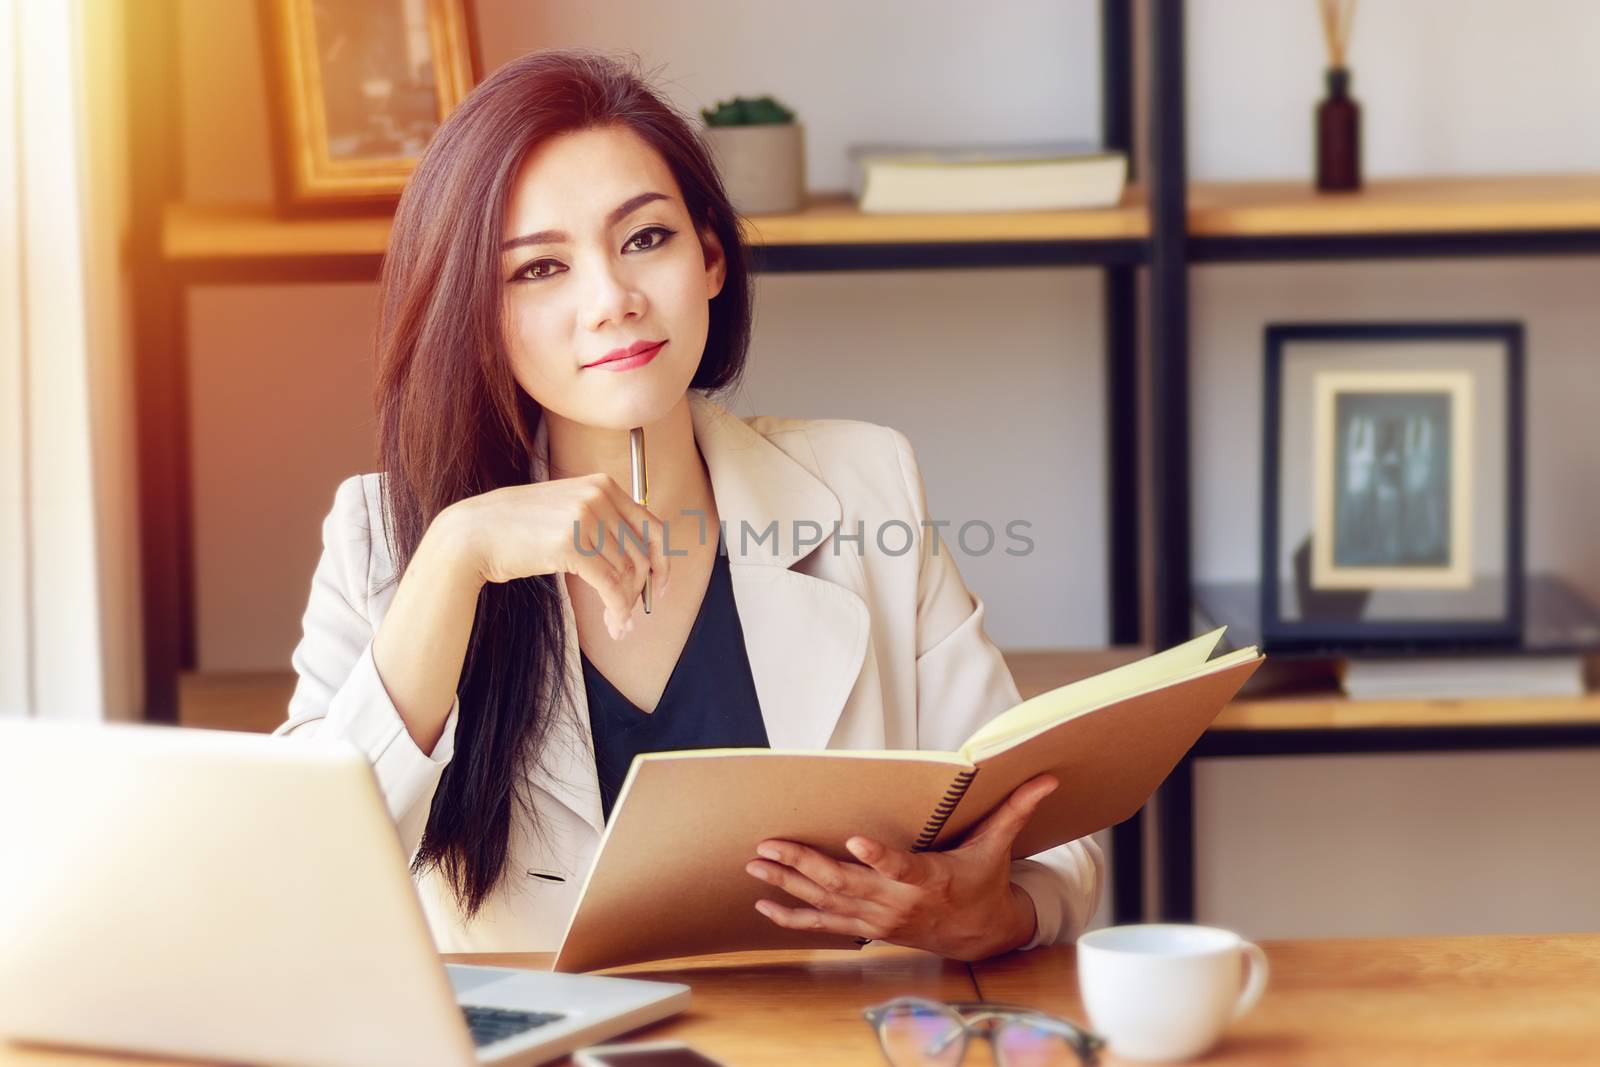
[{"x1": 699, "y1": 95, "x2": 805, "y2": 214}]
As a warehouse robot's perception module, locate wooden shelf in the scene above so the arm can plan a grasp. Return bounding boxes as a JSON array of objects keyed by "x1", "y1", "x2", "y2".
[
  {"x1": 1003, "y1": 648, "x2": 1600, "y2": 732},
  {"x1": 163, "y1": 203, "x2": 394, "y2": 262},
  {"x1": 161, "y1": 190, "x2": 1150, "y2": 266},
  {"x1": 736, "y1": 189, "x2": 1149, "y2": 245},
  {"x1": 1209, "y1": 690, "x2": 1600, "y2": 731},
  {"x1": 164, "y1": 175, "x2": 1600, "y2": 268},
  {"x1": 1189, "y1": 173, "x2": 1600, "y2": 237}
]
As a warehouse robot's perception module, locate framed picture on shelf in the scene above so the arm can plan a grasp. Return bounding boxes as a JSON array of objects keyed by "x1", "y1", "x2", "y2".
[
  {"x1": 258, "y1": 0, "x2": 479, "y2": 212},
  {"x1": 1261, "y1": 322, "x2": 1525, "y2": 650}
]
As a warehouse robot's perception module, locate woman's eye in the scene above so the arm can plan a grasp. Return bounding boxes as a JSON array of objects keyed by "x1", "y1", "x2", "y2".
[
  {"x1": 513, "y1": 226, "x2": 676, "y2": 284},
  {"x1": 625, "y1": 225, "x2": 675, "y2": 252}
]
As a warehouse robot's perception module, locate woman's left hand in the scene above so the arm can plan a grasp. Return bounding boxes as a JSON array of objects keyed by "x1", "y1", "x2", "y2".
[{"x1": 745, "y1": 773, "x2": 1059, "y2": 962}]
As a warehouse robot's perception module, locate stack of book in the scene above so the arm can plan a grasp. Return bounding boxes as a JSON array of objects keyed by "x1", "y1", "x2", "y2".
[
  {"x1": 845, "y1": 139, "x2": 1128, "y2": 213},
  {"x1": 1192, "y1": 575, "x2": 1600, "y2": 702},
  {"x1": 1337, "y1": 655, "x2": 1587, "y2": 701}
]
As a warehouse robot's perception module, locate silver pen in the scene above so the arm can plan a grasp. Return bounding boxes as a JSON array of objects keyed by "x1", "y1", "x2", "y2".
[{"x1": 629, "y1": 426, "x2": 651, "y2": 614}]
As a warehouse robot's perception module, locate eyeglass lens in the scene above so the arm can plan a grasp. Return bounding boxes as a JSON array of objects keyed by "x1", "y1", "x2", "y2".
[
  {"x1": 876, "y1": 1001, "x2": 965, "y2": 1067},
  {"x1": 994, "y1": 1018, "x2": 1088, "y2": 1067}
]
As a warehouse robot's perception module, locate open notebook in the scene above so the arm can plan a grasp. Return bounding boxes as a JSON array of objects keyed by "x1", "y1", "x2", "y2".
[{"x1": 552, "y1": 626, "x2": 1264, "y2": 972}]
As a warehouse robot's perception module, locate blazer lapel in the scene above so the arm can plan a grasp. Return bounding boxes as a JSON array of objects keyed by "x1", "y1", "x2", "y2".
[
  {"x1": 726, "y1": 564, "x2": 870, "y2": 751},
  {"x1": 522, "y1": 392, "x2": 873, "y2": 839},
  {"x1": 689, "y1": 394, "x2": 871, "y2": 752}
]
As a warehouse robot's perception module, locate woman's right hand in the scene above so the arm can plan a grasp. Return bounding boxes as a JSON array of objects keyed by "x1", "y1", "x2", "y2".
[{"x1": 444, "y1": 473, "x2": 670, "y2": 641}]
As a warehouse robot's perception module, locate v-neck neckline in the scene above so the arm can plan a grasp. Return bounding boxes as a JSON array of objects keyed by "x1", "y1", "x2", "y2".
[{"x1": 580, "y1": 536, "x2": 725, "y2": 719}]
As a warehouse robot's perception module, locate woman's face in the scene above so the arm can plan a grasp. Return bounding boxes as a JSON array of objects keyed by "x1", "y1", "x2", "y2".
[{"x1": 500, "y1": 124, "x2": 726, "y2": 431}]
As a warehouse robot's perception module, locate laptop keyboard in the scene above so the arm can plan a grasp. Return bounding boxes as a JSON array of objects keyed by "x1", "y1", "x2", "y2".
[{"x1": 462, "y1": 1004, "x2": 565, "y2": 1047}]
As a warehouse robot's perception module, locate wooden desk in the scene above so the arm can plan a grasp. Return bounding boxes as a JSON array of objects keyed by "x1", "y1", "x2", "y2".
[
  {"x1": 7, "y1": 935, "x2": 1600, "y2": 1065},
  {"x1": 523, "y1": 945, "x2": 976, "y2": 1066},
  {"x1": 974, "y1": 934, "x2": 1600, "y2": 1066}
]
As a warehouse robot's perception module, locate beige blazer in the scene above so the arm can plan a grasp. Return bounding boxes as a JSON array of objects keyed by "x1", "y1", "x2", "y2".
[{"x1": 277, "y1": 390, "x2": 1104, "y2": 954}]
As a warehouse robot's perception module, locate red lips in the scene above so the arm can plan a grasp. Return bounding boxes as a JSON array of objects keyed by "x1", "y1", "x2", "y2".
[{"x1": 584, "y1": 339, "x2": 666, "y2": 368}]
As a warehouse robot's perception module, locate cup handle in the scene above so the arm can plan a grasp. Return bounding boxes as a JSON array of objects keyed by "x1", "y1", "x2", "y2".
[{"x1": 1231, "y1": 941, "x2": 1270, "y2": 1021}]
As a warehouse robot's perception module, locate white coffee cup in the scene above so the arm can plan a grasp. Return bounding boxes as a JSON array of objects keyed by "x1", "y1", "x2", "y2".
[{"x1": 1076, "y1": 924, "x2": 1268, "y2": 1062}]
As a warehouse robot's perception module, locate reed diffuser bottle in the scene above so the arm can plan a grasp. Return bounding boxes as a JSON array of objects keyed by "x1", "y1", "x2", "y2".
[{"x1": 1315, "y1": 0, "x2": 1361, "y2": 191}]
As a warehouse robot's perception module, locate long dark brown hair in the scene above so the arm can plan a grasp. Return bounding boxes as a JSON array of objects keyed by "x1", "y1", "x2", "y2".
[{"x1": 373, "y1": 48, "x2": 753, "y2": 917}]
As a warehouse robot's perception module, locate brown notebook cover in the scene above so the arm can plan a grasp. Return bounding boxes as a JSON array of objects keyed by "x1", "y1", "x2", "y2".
[{"x1": 552, "y1": 627, "x2": 1263, "y2": 972}]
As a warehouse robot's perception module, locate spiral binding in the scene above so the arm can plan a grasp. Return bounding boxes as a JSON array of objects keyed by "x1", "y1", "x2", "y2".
[
  {"x1": 912, "y1": 768, "x2": 978, "y2": 852},
  {"x1": 852, "y1": 768, "x2": 981, "y2": 945}
]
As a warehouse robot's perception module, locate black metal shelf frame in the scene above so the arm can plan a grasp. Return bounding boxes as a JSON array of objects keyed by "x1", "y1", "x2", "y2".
[{"x1": 1191, "y1": 231, "x2": 1600, "y2": 262}]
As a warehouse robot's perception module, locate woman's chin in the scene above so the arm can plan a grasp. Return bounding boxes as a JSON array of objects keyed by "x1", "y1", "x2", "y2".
[{"x1": 581, "y1": 382, "x2": 684, "y2": 431}]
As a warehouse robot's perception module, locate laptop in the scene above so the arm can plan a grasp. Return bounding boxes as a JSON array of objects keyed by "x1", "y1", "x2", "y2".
[{"x1": 0, "y1": 718, "x2": 689, "y2": 1067}]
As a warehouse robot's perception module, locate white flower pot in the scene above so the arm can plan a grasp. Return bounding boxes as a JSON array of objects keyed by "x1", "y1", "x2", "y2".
[{"x1": 701, "y1": 122, "x2": 806, "y2": 215}]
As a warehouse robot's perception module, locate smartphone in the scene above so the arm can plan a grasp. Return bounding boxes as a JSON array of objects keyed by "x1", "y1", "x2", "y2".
[{"x1": 572, "y1": 1040, "x2": 728, "y2": 1067}]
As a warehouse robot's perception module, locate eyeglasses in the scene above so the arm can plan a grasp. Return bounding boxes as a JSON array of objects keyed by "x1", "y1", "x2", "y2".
[{"x1": 863, "y1": 995, "x2": 1105, "y2": 1067}]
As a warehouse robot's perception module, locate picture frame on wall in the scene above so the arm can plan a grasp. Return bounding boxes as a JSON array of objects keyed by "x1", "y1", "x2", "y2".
[
  {"x1": 258, "y1": 0, "x2": 479, "y2": 212},
  {"x1": 1261, "y1": 322, "x2": 1525, "y2": 651}
]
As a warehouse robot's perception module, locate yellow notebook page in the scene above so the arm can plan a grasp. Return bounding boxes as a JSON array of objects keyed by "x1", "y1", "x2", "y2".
[{"x1": 959, "y1": 626, "x2": 1237, "y2": 757}]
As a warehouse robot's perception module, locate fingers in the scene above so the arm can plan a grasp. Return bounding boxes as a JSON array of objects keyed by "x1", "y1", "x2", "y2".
[
  {"x1": 569, "y1": 510, "x2": 643, "y2": 640},
  {"x1": 845, "y1": 836, "x2": 931, "y2": 887},
  {"x1": 561, "y1": 473, "x2": 680, "y2": 637},
  {"x1": 603, "y1": 500, "x2": 654, "y2": 609},
  {"x1": 753, "y1": 898, "x2": 879, "y2": 940},
  {"x1": 745, "y1": 858, "x2": 896, "y2": 924},
  {"x1": 962, "y1": 773, "x2": 1059, "y2": 855},
  {"x1": 618, "y1": 497, "x2": 672, "y2": 602},
  {"x1": 570, "y1": 497, "x2": 634, "y2": 587},
  {"x1": 600, "y1": 477, "x2": 672, "y2": 603},
  {"x1": 573, "y1": 493, "x2": 651, "y2": 638},
  {"x1": 749, "y1": 840, "x2": 909, "y2": 910},
  {"x1": 567, "y1": 550, "x2": 635, "y2": 641}
]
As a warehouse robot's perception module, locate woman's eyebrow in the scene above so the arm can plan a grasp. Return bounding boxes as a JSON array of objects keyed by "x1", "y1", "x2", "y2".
[{"x1": 501, "y1": 191, "x2": 672, "y2": 251}]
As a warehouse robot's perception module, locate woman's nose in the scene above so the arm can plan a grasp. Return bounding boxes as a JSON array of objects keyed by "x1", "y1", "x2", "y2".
[{"x1": 584, "y1": 258, "x2": 647, "y2": 330}]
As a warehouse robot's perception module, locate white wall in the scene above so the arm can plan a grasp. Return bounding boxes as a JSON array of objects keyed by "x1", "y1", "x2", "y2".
[
  {"x1": 1188, "y1": 0, "x2": 1600, "y2": 181},
  {"x1": 176, "y1": 0, "x2": 1600, "y2": 936},
  {"x1": 1198, "y1": 750, "x2": 1600, "y2": 939}
]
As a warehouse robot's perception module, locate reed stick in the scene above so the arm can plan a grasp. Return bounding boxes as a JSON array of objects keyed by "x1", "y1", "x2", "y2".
[{"x1": 1318, "y1": 0, "x2": 1359, "y2": 68}]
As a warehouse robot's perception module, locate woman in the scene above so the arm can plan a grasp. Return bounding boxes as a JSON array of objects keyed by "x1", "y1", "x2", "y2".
[{"x1": 278, "y1": 48, "x2": 1104, "y2": 960}]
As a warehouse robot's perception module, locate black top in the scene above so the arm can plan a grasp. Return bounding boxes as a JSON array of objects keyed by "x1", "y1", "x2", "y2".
[{"x1": 580, "y1": 534, "x2": 769, "y2": 822}]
